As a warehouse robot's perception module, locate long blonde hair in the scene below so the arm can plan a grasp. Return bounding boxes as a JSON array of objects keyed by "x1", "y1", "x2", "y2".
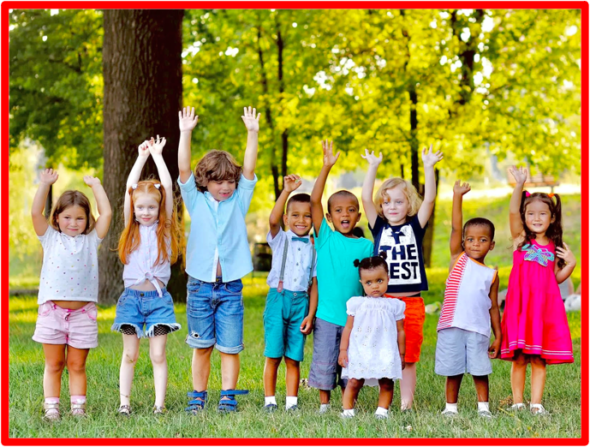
[
  {"x1": 118, "y1": 180, "x2": 181, "y2": 266},
  {"x1": 374, "y1": 178, "x2": 422, "y2": 221}
]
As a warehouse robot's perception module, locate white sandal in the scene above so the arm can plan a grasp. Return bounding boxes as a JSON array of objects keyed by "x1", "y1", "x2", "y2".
[
  {"x1": 509, "y1": 403, "x2": 526, "y2": 411},
  {"x1": 530, "y1": 404, "x2": 548, "y2": 415},
  {"x1": 71, "y1": 402, "x2": 86, "y2": 417}
]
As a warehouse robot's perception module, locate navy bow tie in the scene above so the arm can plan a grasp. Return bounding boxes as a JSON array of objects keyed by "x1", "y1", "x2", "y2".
[{"x1": 291, "y1": 236, "x2": 309, "y2": 243}]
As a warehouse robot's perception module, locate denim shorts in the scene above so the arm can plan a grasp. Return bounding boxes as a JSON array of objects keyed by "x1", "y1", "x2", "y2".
[
  {"x1": 308, "y1": 317, "x2": 348, "y2": 390},
  {"x1": 263, "y1": 288, "x2": 309, "y2": 362},
  {"x1": 33, "y1": 301, "x2": 98, "y2": 349},
  {"x1": 435, "y1": 327, "x2": 493, "y2": 376},
  {"x1": 111, "y1": 288, "x2": 180, "y2": 338},
  {"x1": 185, "y1": 276, "x2": 244, "y2": 354}
]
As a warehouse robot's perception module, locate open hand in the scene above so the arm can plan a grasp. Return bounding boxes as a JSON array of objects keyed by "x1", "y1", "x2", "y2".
[
  {"x1": 361, "y1": 149, "x2": 383, "y2": 167},
  {"x1": 488, "y1": 339, "x2": 501, "y2": 359},
  {"x1": 338, "y1": 350, "x2": 348, "y2": 368},
  {"x1": 138, "y1": 140, "x2": 150, "y2": 157},
  {"x1": 83, "y1": 175, "x2": 102, "y2": 188},
  {"x1": 322, "y1": 140, "x2": 340, "y2": 168},
  {"x1": 283, "y1": 174, "x2": 302, "y2": 193},
  {"x1": 300, "y1": 315, "x2": 314, "y2": 335},
  {"x1": 508, "y1": 166, "x2": 528, "y2": 185},
  {"x1": 39, "y1": 168, "x2": 59, "y2": 185},
  {"x1": 453, "y1": 180, "x2": 471, "y2": 196},
  {"x1": 242, "y1": 106, "x2": 261, "y2": 132},
  {"x1": 149, "y1": 135, "x2": 167, "y2": 156},
  {"x1": 556, "y1": 242, "x2": 576, "y2": 267},
  {"x1": 179, "y1": 107, "x2": 199, "y2": 133},
  {"x1": 421, "y1": 144, "x2": 443, "y2": 168}
]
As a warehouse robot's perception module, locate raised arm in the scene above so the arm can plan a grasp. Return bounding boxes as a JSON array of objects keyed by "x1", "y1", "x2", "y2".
[
  {"x1": 311, "y1": 140, "x2": 340, "y2": 235},
  {"x1": 31, "y1": 169, "x2": 59, "y2": 236},
  {"x1": 337, "y1": 315, "x2": 355, "y2": 368},
  {"x1": 450, "y1": 181, "x2": 471, "y2": 261},
  {"x1": 488, "y1": 275, "x2": 501, "y2": 359},
  {"x1": 124, "y1": 141, "x2": 150, "y2": 226},
  {"x1": 300, "y1": 277, "x2": 318, "y2": 335},
  {"x1": 269, "y1": 174, "x2": 302, "y2": 238},
  {"x1": 178, "y1": 107, "x2": 199, "y2": 184},
  {"x1": 417, "y1": 144, "x2": 443, "y2": 228},
  {"x1": 83, "y1": 176, "x2": 112, "y2": 239},
  {"x1": 555, "y1": 242, "x2": 577, "y2": 284},
  {"x1": 241, "y1": 106, "x2": 261, "y2": 180},
  {"x1": 149, "y1": 136, "x2": 173, "y2": 219},
  {"x1": 508, "y1": 166, "x2": 527, "y2": 242},
  {"x1": 361, "y1": 149, "x2": 382, "y2": 228}
]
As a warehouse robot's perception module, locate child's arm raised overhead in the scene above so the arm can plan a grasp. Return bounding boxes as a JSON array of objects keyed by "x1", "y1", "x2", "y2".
[
  {"x1": 149, "y1": 136, "x2": 174, "y2": 219},
  {"x1": 124, "y1": 141, "x2": 150, "y2": 226},
  {"x1": 488, "y1": 275, "x2": 501, "y2": 359},
  {"x1": 397, "y1": 318, "x2": 406, "y2": 370},
  {"x1": 450, "y1": 181, "x2": 471, "y2": 263},
  {"x1": 301, "y1": 277, "x2": 318, "y2": 335},
  {"x1": 555, "y1": 242, "x2": 577, "y2": 284},
  {"x1": 417, "y1": 144, "x2": 443, "y2": 228},
  {"x1": 337, "y1": 315, "x2": 354, "y2": 368},
  {"x1": 361, "y1": 149, "x2": 383, "y2": 228},
  {"x1": 178, "y1": 107, "x2": 199, "y2": 184},
  {"x1": 269, "y1": 174, "x2": 302, "y2": 238},
  {"x1": 311, "y1": 140, "x2": 340, "y2": 235},
  {"x1": 84, "y1": 175, "x2": 112, "y2": 239},
  {"x1": 31, "y1": 169, "x2": 59, "y2": 236},
  {"x1": 241, "y1": 106, "x2": 261, "y2": 181},
  {"x1": 508, "y1": 166, "x2": 527, "y2": 242}
]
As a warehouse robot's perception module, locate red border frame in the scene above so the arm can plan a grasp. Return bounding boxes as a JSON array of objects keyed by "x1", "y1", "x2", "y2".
[{"x1": 2, "y1": 2, "x2": 587, "y2": 445}]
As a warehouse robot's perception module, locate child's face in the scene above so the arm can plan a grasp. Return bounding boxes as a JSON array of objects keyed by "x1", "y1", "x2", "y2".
[
  {"x1": 463, "y1": 225, "x2": 495, "y2": 262},
  {"x1": 284, "y1": 201, "x2": 312, "y2": 236},
  {"x1": 134, "y1": 195, "x2": 160, "y2": 226},
  {"x1": 57, "y1": 205, "x2": 88, "y2": 237},
  {"x1": 326, "y1": 196, "x2": 361, "y2": 236},
  {"x1": 360, "y1": 267, "x2": 389, "y2": 297},
  {"x1": 207, "y1": 179, "x2": 236, "y2": 202},
  {"x1": 382, "y1": 186, "x2": 410, "y2": 226},
  {"x1": 524, "y1": 200, "x2": 554, "y2": 235}
]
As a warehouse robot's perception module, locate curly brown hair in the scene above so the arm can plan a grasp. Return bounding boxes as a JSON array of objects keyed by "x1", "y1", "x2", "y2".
[{"x1": 194, "y1": 150, "x2": 242, "y2": 192}]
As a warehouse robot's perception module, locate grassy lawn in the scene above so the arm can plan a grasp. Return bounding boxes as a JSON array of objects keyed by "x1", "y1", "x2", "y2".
[{"x1": 9, "y1": 278, "x2": 582, "y2": 439}]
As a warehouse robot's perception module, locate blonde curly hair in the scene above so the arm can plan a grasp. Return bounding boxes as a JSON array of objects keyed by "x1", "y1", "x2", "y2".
[{"x1": 374, "y1": 178, "x2": 422, "y2": 220}]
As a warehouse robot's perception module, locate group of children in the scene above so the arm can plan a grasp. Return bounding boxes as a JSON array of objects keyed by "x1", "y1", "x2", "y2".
[{"x1": 31, "y1": 106, "x2": 577, "y2": 421}]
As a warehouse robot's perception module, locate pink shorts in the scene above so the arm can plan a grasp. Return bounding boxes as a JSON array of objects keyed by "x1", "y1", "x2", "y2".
[{"x1": 32, "y1": 301, "x2": 98, "y2": 349}]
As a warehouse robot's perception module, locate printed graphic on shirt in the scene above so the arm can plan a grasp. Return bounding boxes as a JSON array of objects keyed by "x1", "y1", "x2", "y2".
[{"x1": 377, "y1": 225, "x2": 421, "y2": 286}]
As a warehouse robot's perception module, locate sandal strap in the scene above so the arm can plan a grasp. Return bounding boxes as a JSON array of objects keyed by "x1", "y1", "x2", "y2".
[
  {"x1": 44, "y1": 402, "x2": 59, "y2": 410},
  {"x1": 71, "y1": 402, "x2": 86, "y2": 410},
  {"x1": 118, "y1": 405, "x2": 131, "y2": 414},
  {"x1": 187, "y1": 390, "x2": 208, "y2": 400},
  {"x1": 220, "y1": 389, "x2": 249, "y2": 398}
]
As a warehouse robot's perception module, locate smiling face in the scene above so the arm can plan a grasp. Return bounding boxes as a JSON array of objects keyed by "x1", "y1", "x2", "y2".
[
  {"x1": 326, "y1": 195, "x2": 361, "y2": 236},
  {"x1": 284, "y1": 201, "x2": 312, "y2": 236},
  {"x1": 133, "y1": 194, "x2": 160, "y2": 226},
  {"x1": 359, "y1": 266, "x2": 389, "y2": 297},
  {"x1": 524, "y1": 199, "x2": 554, "y2": 236},
  {"x1": 57, "y1": 205, "x2": 88, "y2": 237},
  {"x1": 381, "y1": 186, "x2": 410, "y2": 226},
  {"x1": 207, "y1": 179, "x2": 237, "y2": 202},
  {"x1": 463, "y1": 225, "x2": 495, "y2": 262}
]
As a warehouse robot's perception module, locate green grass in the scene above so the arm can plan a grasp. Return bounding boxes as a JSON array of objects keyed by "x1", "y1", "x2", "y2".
[{"x1": 9, "y1": 279, "x2": 582, "y2": 439}]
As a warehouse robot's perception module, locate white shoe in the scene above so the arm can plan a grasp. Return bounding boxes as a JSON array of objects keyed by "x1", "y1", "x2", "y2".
[
  {"x1": 530, "y1": 404, "x2": 548, "y2": 416},
  {"x1": 319, "y1": 404, "x2": 330, "y2": 414},
  {"x1": 441, "y1": 409, "x2": 458, "y2": 417},
  {"x1": 508, "y1": 403, "x2": 526, "y2": 412}
]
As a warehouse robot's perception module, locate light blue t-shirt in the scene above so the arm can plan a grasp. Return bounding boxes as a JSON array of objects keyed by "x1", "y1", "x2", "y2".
[
  {"x1": 178, "y1": 172, "x2": 257, "y2": 282},
  {"x1": 314, "y1": 218, "x2": 374, "y2": 327}
]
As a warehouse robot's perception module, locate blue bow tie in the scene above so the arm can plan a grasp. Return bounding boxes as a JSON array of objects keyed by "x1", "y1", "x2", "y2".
[{"x1": 291, "y1": 236, "x2": 309, "y2": 243}]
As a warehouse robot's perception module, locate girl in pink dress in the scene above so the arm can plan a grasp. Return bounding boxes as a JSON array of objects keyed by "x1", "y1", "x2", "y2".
[{"x1": 501, "y1": 166, "x2": 577, "y2": 415}]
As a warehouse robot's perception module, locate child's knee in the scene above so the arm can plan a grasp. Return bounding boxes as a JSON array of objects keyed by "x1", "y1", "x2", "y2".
[
  {"x1": 513, "y1": 354, "x2": 528, "y2": 366},
  {"x1": 66, "y1": 357, "x2": 86, "y2": 375},
  {"x1": 348, "y1": 378, "x2": 363, "y2": 389},
  {"x1": 530, "y1": 356, "x2": 546, "y2": 366},
  {"x1": 379, "y1": 379, "x2": 394, "y2": 391},
  {"x1": 46, "y1": 358, "x2": 66, "y2": 374},
  {"x1": 123, "y1": 350, "x2": 139, "y2": 365},
  {"x1": 284, "y1": 357, "x2": 300, "y2": 369},
  {"x1": 150, "y1": 350, "x2": 166, "y2": 365}
]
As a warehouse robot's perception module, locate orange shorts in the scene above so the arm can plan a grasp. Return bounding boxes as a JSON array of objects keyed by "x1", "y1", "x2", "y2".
[{"x1": 385, "y1": 295, "x2": 425, "y2": 363}]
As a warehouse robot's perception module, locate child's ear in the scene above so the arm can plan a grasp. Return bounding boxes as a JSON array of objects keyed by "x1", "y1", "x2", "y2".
[
  {"x1": 355, "y1": 212, "x2": 362, "y2": 223},
  {"x1": 490, "y1": 241, "x2": 496, "y2": 251},
  {"x1": 325, "y1": 212, "x2": 333, "y2": 223}
]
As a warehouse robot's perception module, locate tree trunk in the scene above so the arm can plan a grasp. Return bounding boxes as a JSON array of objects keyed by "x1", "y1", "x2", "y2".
[{"x1": 101, "y1": 10, "x2": 185, "y2": 305}]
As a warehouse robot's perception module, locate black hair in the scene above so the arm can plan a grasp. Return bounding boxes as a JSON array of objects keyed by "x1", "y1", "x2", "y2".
[
  {"x1": 286, "y1": 193, "x2": 311, "y2": 213},
  {"x1": 352, "y1": 227, "x2": 365, "y2": 238},
  {"x1": 463, "y1": 217, "x2": 495, "y2": 240},
  {"x1": 353, "y1": 252, "x2": 388, "y2": 277},
  {"x1": 327, "y1": 190, "x2": 359, "y2": 213}
]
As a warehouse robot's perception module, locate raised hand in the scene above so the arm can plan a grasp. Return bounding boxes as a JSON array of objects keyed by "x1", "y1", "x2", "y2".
[
  {"x1": 322, "y1": 140, "x2": 340, "y2": 168},
  {"x1": 556, "y1": 242, "x2": 576, "y2": 266},
  {"x1": 421, "y1": 144, "x2": 443, "y2": 168},
  {"x1": 453, "y1": 180, "x2": 471, "y2": 196},
  {"x1": 138, "y1": 140, "x2": 150, "y2": 157},
  {"x1": 39, "y1": 168, "x2": 59, "y2": 185},
  {"x1": 241, "y1": 106, "x2": 261, "y2": 132},
  {"x1": 149, "y1": 135, "x2": 167, "y2": 156},
  {"x1": 83, "y1": 175, "x2": 102, "y2": 188},
  {"x1": 283, "y1": 174, "x2": 302, "y2": 193},
  {"x1": 179, "y1": 107, "x2": 198, "y2": 133},
  {"x1": 361, "y1": 149, "x2": 383, "y2": 167},
  {"x1": 508, "y1": 166, "x2": 528, "y2": 185}
]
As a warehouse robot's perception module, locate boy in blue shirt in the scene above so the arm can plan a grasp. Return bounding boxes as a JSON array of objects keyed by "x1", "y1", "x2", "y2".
[
  {"x1": 309, "y1": 140, "x2": 374, "y2": 413},
  {"x1": 177, "y1": 106, "x2": 260, "y2": 413}
]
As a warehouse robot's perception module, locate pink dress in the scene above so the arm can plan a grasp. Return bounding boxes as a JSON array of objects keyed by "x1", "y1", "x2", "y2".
[{"x1": 500, "y1": 239, "x2": 573, "y2": 364}]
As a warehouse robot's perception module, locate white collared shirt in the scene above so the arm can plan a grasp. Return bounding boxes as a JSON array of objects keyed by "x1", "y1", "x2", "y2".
[{"x1": 266, "y1": 228, "x2": 317, "y2": 292}]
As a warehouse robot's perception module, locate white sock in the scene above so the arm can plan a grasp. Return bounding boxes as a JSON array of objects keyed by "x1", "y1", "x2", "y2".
[
  {"x1": 445, "y1": 402, "x2": 458, "y2": 413},
  {"x1": 478, "y1": 402, "x2": 490, "y2": 412},
  {"x1": 375, "y1": 407, "x2": 388, "y2": 416},
  {"x1": 342, "y1": 408, "x2": 355, "y2": 416},
  {"x1": 45, "y1": 397, "x2": 60, "y2": 404},
  {"x1": 265, "y1": 396, "x2": 277, "y2": 406},
  {"x1": 286, "y1": 396, "x2": 298, "y2": 409}
]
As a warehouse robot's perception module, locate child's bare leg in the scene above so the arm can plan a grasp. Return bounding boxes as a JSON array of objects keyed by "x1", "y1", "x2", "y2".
[
  {"x1": 192, "y1": 347, "x2": 214, "y2": 393},
  {"x1": 149, "y1": 334, "x2": 168, "y2": 407},
  {"x1": 120, "y1": 334, "x2": 140, "y2": 406},
  {"x1": 510, "y1": 351, "x2": 528, "y2": 404},
  {"x1": 530, "y1": 356, "x2": 546, "y2": 405},
  {"x1": 320, "y1": 389, "x2": 331, "y2": 404},
  {"x1": 446, "y1": 374, "x2": 463, "y2": 404},
  {"x1": 472, "y1": 375, "x2": 489, "y2": 402},
  {"x1": 377, "y1": 378, "x2": 394, "y2": 409},
  {"x1": 342, "y1": 378, "x2": 364, "y2": 409},
  {"x1": 400, "y1": 362, "x2": 417, "y2": 409},
  {"x1": 264, "y1": 357, "x2": 282, "y2": 397},
  {"x1": 65, "y1": 346, "x2": 90, "y2": 396},
  {"x1": 285, "y1": 357, "x2": 300, "y2": 397},
  {"x1": 220, "y1": 352, "x2": 240, "y2": 399},
  {"x1": 43, "y1": 344, "x2": 66, "y2": 398}
]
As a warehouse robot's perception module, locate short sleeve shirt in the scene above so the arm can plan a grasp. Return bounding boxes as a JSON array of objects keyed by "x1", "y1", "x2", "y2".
[{"x1": 370, "y1": 215, "x2": 428, "y2": 293}]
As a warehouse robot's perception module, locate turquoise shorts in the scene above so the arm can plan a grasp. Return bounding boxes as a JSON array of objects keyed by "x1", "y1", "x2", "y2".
[{"x1": 263, "y1": 288, "x2": 309, "y2": 362}]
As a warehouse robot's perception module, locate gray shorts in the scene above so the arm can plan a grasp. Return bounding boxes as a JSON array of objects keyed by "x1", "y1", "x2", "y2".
[
  {"x1": 435, "y1": 327, "x2": 493, "y2": 377},
  {"x1": 308, "y1": 318, "x2": 348, "y2": 391}
]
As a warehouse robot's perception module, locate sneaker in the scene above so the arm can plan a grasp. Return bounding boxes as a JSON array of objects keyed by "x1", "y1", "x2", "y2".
[
  {"x1": 286, "y1": 405, "x2": 299, "y2": 412},
  {"x1": 530, "y1": 404, "x2": 549, "y2": 416},
  {"x1": 118, "y1": 405, "x2": 131, "y2": 416},
  {"x1": 340, "y1": 411, "x2": 355, "y2": 419},
  {"x1": 441, "y1": 409, "x2": 458, "y2": 417},
  {"x1": 508, "y1": 403, "x2": 526, "y2": 412},
  {"x1": 264, "y1": 403, "x2": 278, "y2": 413},
  {"x1": 375, "y1": 413, "x2": 388, "y2": 420},
  {"x1": 319, "y1": 404, "x2": 330, "y2": 414},
  {"x1": 478, "y1": 410, "x2": 493, "y2": 419}
]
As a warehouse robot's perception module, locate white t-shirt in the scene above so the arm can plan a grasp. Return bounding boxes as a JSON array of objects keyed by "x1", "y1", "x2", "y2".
[{"x1": 37, "y1": 225, "x2": 102, "y2": 304}]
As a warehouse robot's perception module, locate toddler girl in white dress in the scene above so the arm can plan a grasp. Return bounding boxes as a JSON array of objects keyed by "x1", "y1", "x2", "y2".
[{"x1": 338, "y1": 252, "x2": 406, "y2": 419}]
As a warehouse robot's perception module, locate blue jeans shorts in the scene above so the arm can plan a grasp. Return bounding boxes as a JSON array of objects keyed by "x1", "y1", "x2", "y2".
[
  {"x1": 435, "y1": 327, "x2": 493, "y2": 377},
  {"x1": 308, "y1": 317, "x2": 348, "y2": 391},
  {"x1": 185, "y1": 276, "x2": 244, "y2": 354},
  {"x1": 263, "y1": 288, "x2": 309, "y2": 362},
  {"x1": 112, "y1": 287, "x2": 181, "y2": 338}
]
